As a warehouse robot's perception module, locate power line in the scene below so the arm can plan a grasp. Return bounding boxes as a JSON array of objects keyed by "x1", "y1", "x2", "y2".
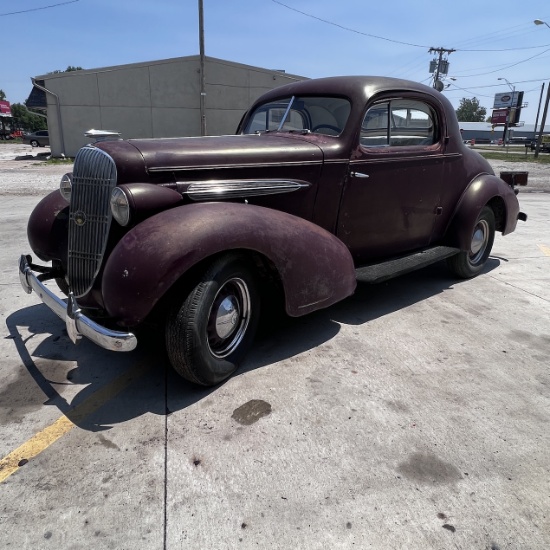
[
  {"x1": 0, "y1": 0, "x2": 80, "y2": 17},
  {"x1": 446, "y1": 83, "x2": 495, "y2": 99},
  {"x1": 452, "y1": 20, "x2": 542, "y2": 50},
  {"x1": 270, "y1": 0, "x2": 550, "y2": 52},
  {"x1": 270, "y1": 0, "x2": 429, "y2": 48},
  {"x1": 450, "y1": 78, "x2": 550, "y2": 91},
  {"x1": 453, "y1": 47, "x2": 550, "y2": 78}
]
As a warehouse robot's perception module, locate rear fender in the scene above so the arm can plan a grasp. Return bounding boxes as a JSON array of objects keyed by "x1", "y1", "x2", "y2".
[
  {"x1": 102, "y1": 202, "x2": 356, "y2": 326},
  {"x1": 445, "y1": 174, "x2": 520, "y2": 250}
]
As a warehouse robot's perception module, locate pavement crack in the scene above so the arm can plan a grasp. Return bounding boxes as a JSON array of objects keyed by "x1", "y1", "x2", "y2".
[{"x1": 488, "y1": 276, "x2": 550, "y2": 303}]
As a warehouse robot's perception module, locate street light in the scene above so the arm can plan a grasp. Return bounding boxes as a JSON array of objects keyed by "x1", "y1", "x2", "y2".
[
  {"x1": 498, "y1": 77, "x2": 514, "y2": 92},
  {"x1": 497, "y1": 77, "x2": 516, "y2": 147},
  {"x1": 534, "y1": 19, "x2": 550, "y2": 28}
]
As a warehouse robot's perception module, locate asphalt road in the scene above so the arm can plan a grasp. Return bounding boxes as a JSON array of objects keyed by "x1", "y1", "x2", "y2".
[{"x1": 0, "y1": 153, "x2": 549, "y2": 549}]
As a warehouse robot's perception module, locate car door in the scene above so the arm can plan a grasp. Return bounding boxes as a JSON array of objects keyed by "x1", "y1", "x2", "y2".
[
  {"x1": 337, "y1": 97, "x2": 445, "y2": 264},
  {"x1": 38, "y1": 131, "x2": 49, "y2": 146}
]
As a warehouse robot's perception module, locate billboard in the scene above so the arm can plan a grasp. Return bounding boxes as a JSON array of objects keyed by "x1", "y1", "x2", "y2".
[
  {"x1": 493, "y1": 91, "x2": 523, "y2": 109},
  {"x1": 0, "y1": 100, "x2": 11, "y2": 117},
  {"x1": 491, "y1": 108, "x2": 509, "y2": 125},
  {"x1": 492, "y1": 91, "x2": 524, "y2": 125}
]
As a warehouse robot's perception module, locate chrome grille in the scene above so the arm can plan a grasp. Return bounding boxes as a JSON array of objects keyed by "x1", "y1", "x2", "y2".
[{"x1": 68, "y1": 146, "x2": 117, "y2": 297}]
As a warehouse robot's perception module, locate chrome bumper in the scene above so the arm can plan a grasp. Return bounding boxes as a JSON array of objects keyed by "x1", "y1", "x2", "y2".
[{"x1": 18, "y1": 255, "x2": 137, "y2": 352}]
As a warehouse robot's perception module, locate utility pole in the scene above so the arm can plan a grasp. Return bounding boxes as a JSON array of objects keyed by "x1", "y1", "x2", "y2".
[
  {"x1": 429, "y1": 47, "x2": 455, "y2": 91},
  {"x1": 198, "y1": 0, "x2": 207, "y2": 136},
  {"x1": 534, "y1": 82, "x2": 550, "y2": 159},
  {"x1": 533, "y1": 82, "x2": 545, "y2": 140}
]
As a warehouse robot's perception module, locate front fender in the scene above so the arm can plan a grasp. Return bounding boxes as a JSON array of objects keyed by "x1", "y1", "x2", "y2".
[
  {"x1": 445, "y1": 174, "x2": 520, "y2": 250},
  {"x1": 102, "y1": 203, "x2": 356, "y2": 326},
  {"x1": 27, "y1": 190, "x2": 69, "y2": 263}
]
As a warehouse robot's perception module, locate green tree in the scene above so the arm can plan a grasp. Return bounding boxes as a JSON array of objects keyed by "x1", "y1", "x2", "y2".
[
  {"x1": 10, "y1": 103, "x2": 47, "y2": 132},
  {"x1": 0, "y1": 89, "x2": 6, "y2": 100},
  {"x1": 456, "y1": 97, "x2": 487, "y2": 122},
  {"x1": 49, "y1": 65, "x2": 84, "y2": 74}
]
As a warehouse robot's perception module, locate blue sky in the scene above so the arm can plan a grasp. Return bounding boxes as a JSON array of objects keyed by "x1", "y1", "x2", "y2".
[{"x1": 2, "y1": 0, "x2": 550, "y2": 124}]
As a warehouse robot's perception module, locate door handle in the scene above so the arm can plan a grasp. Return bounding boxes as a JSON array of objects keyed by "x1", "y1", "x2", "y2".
[{"x1": 351, "y1": 172, "x2": 369, "y2": 178}]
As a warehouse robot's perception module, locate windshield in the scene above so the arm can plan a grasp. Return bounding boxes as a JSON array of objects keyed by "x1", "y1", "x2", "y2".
[{"x1": 243, "y1": 96, "x2": 351, "y2": 137}]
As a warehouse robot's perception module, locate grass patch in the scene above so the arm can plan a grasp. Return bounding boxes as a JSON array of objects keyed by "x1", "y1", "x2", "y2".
[
  {"x1": 477, "y1": 150, "x2": 550, "y2": 164},
  {"x1": 0, "y1": 138, "x2": 22, "y2": 145},
  {"x1": 45, "y1": 157, "x2": 74, "y2": 165}
]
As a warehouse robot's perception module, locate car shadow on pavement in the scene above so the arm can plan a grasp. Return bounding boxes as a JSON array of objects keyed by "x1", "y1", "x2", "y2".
[{"x1": 5, "y1": 257, "x2": 500, "y2": 431}]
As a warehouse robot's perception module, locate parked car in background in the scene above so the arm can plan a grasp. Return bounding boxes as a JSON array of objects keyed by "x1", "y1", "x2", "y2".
[
  {"x1": 19, "y1": 76, "x2": 526, "y2": 387},
  {"x1": 22, "y1": 130, "x2": 49, "y2": 147},
  {"x1": 529, "y1": 134, "x2": 550, "y2": 153}
]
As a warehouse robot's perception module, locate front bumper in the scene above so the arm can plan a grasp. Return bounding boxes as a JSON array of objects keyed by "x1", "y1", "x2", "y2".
[{"x1": 18, "y1": 255, "x2": 137, "y2": 352}]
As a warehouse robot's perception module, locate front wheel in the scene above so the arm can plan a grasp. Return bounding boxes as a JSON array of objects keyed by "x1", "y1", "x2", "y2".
[
  {"x1": 447, "y1": 206, "x2": 495, "y2": 278},
  {"x1": 166, "y1": 254, "x2": 260, "y2": 386}
]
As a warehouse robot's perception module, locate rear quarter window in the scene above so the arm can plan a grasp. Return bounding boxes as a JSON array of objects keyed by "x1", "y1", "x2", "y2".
[{"x1": 361, "y1": 99, "x2": 439, "y2": 148}]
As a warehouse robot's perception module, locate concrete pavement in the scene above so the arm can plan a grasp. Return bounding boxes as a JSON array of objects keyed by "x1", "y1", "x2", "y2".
[{"x1": 0, "y1": 193, "x2": 549, "y2": 549}]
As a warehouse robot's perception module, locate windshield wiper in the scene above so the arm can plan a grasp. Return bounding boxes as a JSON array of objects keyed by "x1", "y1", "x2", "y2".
[{"x1": 277, "y1": 96, "x2": 295, "y2": 131}]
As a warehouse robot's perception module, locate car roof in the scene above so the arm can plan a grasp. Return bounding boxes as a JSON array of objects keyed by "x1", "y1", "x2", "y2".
[{"x1": 252, "y1": 76, "x2": 443, "y2": 106}]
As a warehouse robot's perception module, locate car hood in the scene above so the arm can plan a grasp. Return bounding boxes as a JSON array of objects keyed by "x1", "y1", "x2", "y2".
[{"x1": 129, "y1": 133, "x2": 323, "y2": 173}]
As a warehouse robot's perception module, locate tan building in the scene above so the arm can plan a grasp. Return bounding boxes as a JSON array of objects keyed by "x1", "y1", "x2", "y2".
[{"x1": 27, "y1": 56, "x2": 306, "y2": 157}]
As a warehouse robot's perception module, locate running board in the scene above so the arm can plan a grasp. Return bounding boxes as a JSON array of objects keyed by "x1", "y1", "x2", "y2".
[{"x1": 355, "y1": 246, "x2": 460, "y2": 283}]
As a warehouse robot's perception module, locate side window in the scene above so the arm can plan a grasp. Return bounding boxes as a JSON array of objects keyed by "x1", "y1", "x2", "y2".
[
  {"x1": 361, "y1": 99, "x2": 438, "y2": 148},
  {"x1": 360, "y1": 102, "x2": 389, "y2": 147}
]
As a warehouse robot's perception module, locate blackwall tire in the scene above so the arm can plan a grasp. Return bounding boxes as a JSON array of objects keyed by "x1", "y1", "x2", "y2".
[
  {"x1": 166, "y1": 254, "x2": 260, "y2": 386},
  {"x1": 447, "y1": 206, "x2": 495, "y2": 278},
  {"x1": 30, "y1": 140, "x2": 39, "y2": 147}
]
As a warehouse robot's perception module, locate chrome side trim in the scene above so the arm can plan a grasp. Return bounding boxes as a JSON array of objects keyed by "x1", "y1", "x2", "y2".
[
  {"x1": 149, "y1": 160, "x2": 321, "y2": 172},
  {"x1": 350, "y1": 153, "x2": 461, "y2": 166},
  {"x1": 19, "y1": 255, "x2": 137, "y2": 352},
  {"x1": 179, "y1": 179, "x2": 310, "y2": 201}
]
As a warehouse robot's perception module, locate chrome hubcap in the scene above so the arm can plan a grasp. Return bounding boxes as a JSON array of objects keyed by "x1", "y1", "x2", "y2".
[
  {"x1": 470, "y1": 219, "x2": 489, "y2": 264},
  {"x1": 214, "y1": 296, "x2": 240, "y2": 340},
  {"x1": 207, "y1": 278, "x2": 251, "y2": 359}
]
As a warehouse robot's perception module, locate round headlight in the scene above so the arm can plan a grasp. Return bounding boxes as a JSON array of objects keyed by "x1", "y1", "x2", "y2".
[
  {"x1": 110, "y1": 187, "x2": 131, "y2": 226},
  {"x1": 59, "y1": 173, "x2": 72, "y2": 202}
]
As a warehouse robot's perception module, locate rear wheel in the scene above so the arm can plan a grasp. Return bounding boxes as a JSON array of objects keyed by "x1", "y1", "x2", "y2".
[
  {"x1": 30, "y1": 140, "x2": 39, "y2": 147},
  {"x1": 447, "y1": 206, "x2": 495, "y2": 278},
  {"x1": 166, "y1": 254, "x2": 260, "y2": 386}
]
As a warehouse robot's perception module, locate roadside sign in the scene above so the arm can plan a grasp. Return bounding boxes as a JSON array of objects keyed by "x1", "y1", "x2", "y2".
[
  {"x1": 0, "y1": 100, "x2": 11, "y2": 117},
  {"x1": 491, "y1": 108, "x2": 509, "y2": 125},
  {"x1": 493, "y1": 91, "x2": 522, "y2": 109}
]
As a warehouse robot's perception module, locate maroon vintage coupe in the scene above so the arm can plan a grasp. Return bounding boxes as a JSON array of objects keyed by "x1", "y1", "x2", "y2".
[{"x1": 19, "y1": 76, "x2": 526, "y2": 385}]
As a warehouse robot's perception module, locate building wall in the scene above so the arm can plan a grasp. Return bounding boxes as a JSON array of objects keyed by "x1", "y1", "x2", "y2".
[{"x1": 37, "y1": 56, "x2": 306, "y2": 157}]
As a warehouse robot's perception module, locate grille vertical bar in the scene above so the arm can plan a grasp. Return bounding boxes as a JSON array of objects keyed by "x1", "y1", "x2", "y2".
[{"x1": 68, "y1": 146, "x2": 117, "y2": 297}]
